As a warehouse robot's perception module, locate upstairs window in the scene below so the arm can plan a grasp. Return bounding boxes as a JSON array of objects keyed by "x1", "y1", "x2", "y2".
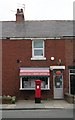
[{"x1": 31, "y1": 39, "x2": 46, "y2": 60}]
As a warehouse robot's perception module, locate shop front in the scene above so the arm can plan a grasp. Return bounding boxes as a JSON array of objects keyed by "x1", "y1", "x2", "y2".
[{"x1": 19, "y1": 66, "x2": 66, "y2": 99}]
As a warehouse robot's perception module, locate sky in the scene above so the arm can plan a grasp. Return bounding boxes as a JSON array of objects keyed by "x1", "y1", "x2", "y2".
[{"x1": 0, "y1": 0, "x2": 74, "y2": 21}]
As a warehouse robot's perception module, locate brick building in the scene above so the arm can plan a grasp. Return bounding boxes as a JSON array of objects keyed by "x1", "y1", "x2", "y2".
[{"x1": 1, "y1": 9, "x2": 75, "y2": 100}]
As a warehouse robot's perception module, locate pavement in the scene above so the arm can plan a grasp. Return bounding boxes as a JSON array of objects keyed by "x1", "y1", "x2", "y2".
[{"x1": 0, "y1": 100, "x2": 74, "y2": 110}]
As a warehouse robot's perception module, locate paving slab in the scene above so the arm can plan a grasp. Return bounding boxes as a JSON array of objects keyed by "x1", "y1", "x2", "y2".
[{"x1": 0, "y1": 100, "x2": 73, "y2": 110}]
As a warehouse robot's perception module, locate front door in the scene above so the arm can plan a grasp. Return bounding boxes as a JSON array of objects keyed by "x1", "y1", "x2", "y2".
[{"x1": 53, "y1": 71, "x2": 63, "y2": 99}]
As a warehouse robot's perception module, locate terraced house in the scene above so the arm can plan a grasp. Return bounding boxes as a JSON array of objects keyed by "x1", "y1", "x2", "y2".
[{"x1": 1, "y1": 8, "x2": 75, "y2": 100}]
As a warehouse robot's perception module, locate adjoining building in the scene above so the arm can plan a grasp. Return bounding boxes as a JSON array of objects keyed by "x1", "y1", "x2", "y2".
[{"x1": 2, "y1": 8, "x2": 75, "y2": 100}]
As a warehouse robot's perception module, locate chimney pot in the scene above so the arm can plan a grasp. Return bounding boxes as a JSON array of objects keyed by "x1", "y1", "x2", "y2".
[
  {"x1": 21, "y1": 9, "x2": 23, "y2": 13},
  {"x1": 17, "y1": 9, "x2": 20, "y2": 13}
]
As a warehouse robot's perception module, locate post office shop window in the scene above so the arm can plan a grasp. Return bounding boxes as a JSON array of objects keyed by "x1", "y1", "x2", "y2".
[
  {"x1": 22, "y1": 77, "x2": 35, "y2": 88},
  {"x1": 20, "y1": 76, "x2": 50, "y2": 90}
]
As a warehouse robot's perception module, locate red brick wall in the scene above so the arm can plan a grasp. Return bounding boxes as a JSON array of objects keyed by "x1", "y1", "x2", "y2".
[
  {"x1": 2, "y1": 39, "x2": 73, "y2": 99},
  {"x1": 64, "y1": 39, "x2": 73, "y2": 93},
  {"x1": 2, "y1": 39, "x2": 32, "y2": 98},
  {"x1": 45, "y1": 39, "x2": 66, "y2": 65}
]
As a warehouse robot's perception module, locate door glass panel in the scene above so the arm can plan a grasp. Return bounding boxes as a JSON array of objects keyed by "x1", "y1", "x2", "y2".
[{"x1": 54, "y1": 75, "x2": 62, "y2": 88}]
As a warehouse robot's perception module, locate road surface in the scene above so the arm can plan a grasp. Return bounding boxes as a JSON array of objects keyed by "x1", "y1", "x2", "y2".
[{"x1": 1, "y1": 109, "x2": 73, "y2": 118}]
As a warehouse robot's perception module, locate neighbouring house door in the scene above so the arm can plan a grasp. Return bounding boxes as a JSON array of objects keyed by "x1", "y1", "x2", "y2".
[
  {"x1": 70, "y1": 75, "x2": 75, "y2": 95},
  {"x1": 53, "y1": 71, "x2": 63, "y2": 99}
]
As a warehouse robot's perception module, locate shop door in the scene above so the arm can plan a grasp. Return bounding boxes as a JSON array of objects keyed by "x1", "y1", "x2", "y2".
[
  {"x1": 53, "y1": 73, "x2": 63, "y2": 99},
  {"x1": 70, "y1": 75, "x2": 75, "y2": 95}
]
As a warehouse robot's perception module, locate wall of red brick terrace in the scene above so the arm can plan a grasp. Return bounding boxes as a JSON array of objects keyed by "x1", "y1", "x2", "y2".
[
  {"x1": 2, "y1": 39, "x2": 72, "y2": 99},
  {"x1": 64, "y1": 40, "x2": 73, "y2": 94}
]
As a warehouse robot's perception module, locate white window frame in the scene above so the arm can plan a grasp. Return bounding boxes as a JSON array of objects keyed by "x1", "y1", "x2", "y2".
[
  {"x1": 31, "y1": 39, "x2": 46, "y2": 60},
  {"x1": 19, "y1": 77, "x2": 50, "y2": 90}
]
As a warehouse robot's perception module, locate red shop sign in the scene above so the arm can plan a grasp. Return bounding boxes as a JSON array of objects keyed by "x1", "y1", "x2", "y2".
[{"x1": 56, "y1": 70, "x2": 61, "y2": 75}]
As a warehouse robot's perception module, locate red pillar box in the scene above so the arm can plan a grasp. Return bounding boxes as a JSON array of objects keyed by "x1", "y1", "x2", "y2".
[{"x1": 35, "y1": 80, "x2": 41, "y2": 103}]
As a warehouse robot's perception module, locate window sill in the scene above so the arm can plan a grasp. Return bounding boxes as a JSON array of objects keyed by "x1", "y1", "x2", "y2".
[
  {"x1": 19, "y1": 88, "x2": 50, "y2": 90},
  {"x1": 31, "y1": 57, "x2": 46, "y2": 60}
]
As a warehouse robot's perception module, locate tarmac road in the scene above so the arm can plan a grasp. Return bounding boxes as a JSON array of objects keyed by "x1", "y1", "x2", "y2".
[{"x1": 2, "y1": 109, "x2": 73, "y2": 118}]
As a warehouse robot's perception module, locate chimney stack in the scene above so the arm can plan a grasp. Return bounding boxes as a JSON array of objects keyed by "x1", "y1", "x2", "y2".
[{"x1": 16, "y1": 8, "x2": 24, "y2": 22}]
